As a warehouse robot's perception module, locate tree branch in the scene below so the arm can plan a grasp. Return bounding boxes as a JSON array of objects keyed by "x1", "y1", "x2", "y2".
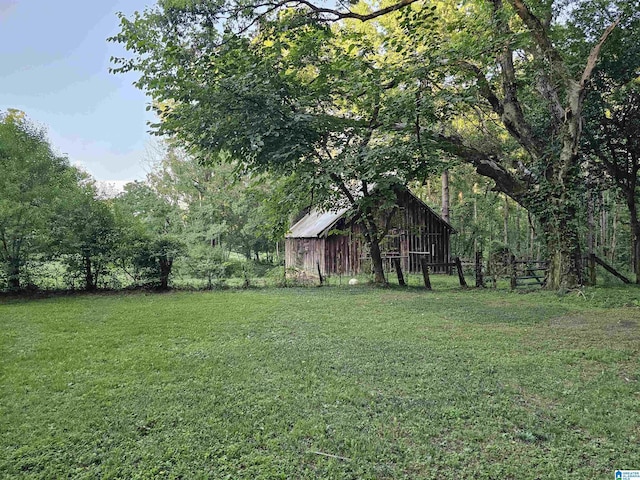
[
  {"x1": 454, "y1": 61, "x2": 503, "y2": 116},
  {"x1": 379, "y1": 206, "x2": 399, "y2": 242},
  {"x1": 579, "y1": 17, "x2": 621, "y2": 96},
  {"x1": 490, "y1": 0, "x2": 544, "y2": 159},
  {"x1": 330, "y1": 172, "x2": 356, "y2": 205},
  {"x1": 506, "y1": 0, "x2": 568, "y2": 80},
  {"x1": 291, "y1": 0, "x2": 418, "y2": 22},
  {"x1": 435, "y1": 131, "x2": 527, "y2": 201}
]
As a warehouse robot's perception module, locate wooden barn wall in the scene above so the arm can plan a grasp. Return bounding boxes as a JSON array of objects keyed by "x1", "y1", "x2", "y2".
[
  {"x1": 285, "y1": 238, "x2": 325, "y2": 278},
  {"x1": 324, "y1": 219, "x2": 366, "y2": 276},
  {"x1": 397, "y1": 190, "x2": 451, "y2": 274}
]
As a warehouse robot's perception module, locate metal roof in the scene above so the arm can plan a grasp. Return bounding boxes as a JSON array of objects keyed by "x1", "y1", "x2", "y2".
[
  {"x1": 285, "y1": 188, "x2": 456, "y2": 239},
  {"x1": 285, "y1": 207, "x2": 349, "y2": 238}
]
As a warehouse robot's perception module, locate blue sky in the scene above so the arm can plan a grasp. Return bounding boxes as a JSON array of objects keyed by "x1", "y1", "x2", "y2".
[{"x1": 0, "y1": 0, "x2": 156, "y2": 182}]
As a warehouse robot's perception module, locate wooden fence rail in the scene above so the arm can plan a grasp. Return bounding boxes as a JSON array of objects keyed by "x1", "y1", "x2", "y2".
[
  {"x1": 394, "y1": 251, "x2": 633, "y2": 291},
  {"x1": 510, "y1": 256, "x2": 548, "y2": 289},
  {"x1": 589, "y1": 254, "x2": 631, "y2": 284}
]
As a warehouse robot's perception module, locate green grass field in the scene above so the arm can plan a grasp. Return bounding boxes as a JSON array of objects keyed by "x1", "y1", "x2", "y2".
[{"x1": 1, "y1": 284, "x2": 639, "y2": 479}]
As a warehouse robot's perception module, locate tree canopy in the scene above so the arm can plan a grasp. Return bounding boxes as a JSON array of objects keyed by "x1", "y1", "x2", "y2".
[
  {"x1": 111, "y1": 1, "x2": 447, "y2": 283},
  {"x1": 108, "y1": 0, "x2": 640, "y2": 288},
  {"x1": 0, "y1": 111, "x2": 82, "y2": 290}
]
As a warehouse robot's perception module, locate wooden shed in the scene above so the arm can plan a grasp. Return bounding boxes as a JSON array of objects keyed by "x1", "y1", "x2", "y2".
[{"x1": 285, "y1": 188, "x2": 455, "y2": 278}]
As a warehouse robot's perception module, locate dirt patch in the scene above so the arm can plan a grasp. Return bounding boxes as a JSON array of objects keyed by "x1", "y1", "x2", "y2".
[
  {"x1": 530, "y1": 311, "x2": 640, "y2": 351},
  {"x1": 608, "y1": 319, "x2": 638, "y2": 330},
  {"x1": 549, "y1": 314, "x2": 589, "y2": 328}
]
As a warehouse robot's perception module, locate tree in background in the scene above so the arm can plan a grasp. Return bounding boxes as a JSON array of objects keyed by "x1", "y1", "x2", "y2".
[
  {"x1": 145, "y1": 144, "x2": 283, "y2": 261},
  {"x1": 412, "y1": 163, "x2": 538, "y2": 262},
  {"x1": 113, "y1": 181, "x2": 185, "y2": 290},
  {"x1": 50, "y1": 175, "x2": 119, "y2": 291},
  {"x1": 579, "y1": 1, "x2": 640, "y2": 282},
  {"x1": 0, "y1": 111, "x2": 80, "y2": 291}
]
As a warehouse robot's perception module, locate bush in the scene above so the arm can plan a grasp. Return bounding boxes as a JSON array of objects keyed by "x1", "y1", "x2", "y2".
[{"x1": 222, "y1": 259, "x2": 245, "y2": 278}]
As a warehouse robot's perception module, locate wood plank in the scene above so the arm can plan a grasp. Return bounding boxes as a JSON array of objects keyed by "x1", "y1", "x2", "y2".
[
  {"x1": 420, "y1": 258, "x2": 432, "y2": 290},
  {"x1": 455, "y1": 257, "x2": 468, "y2": 287},
  {"x1": 592, "y1": 254, "x2": 631, "y2": 284}
]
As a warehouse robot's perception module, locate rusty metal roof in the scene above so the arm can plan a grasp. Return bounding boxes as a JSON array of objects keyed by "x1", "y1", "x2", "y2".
[{"x1": 285, "y1": 207, "x2": 350, "y2": 238}]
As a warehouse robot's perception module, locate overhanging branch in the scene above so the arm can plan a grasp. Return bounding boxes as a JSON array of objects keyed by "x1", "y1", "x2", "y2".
[
  {"x1": 292, "y1": 0, "x2": 418, "y2": 22},
  {"x1": 454, "y1": 61, "x2": 504, "y2": 116},
  {"x1": 435, "y1": 132, "x2": 527, "y2": 201}
]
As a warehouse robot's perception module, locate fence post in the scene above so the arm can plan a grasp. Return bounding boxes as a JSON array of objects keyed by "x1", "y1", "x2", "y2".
[
  {"x1": 475, "y1": 251, "x2": 484, "y2": 288},
  {"x1": 455, "y1": 257, "x2": 467, "y2": 288},
  {"x1": 510, "y1": 254, "x2": 517, "y2": 290},
  {"x1": 589, "y1": 253, "x2": 596, "y2": 286},
  {"x1": 393, "y1": 258, "x2": 406, "y2": 286},
  {"x1": 420, "y1": 258, "x2": 432, "y2": 290},
  {"x1": 317, "y1": 260, "x2": 324, "y2": 286}
]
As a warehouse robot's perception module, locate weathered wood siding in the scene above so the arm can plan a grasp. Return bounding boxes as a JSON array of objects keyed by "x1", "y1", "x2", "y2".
[
  {"x1": 397, "y1": 189, "x2": 451, "y2": 274},
  {"x1": 324, "y1": 219, "x2": 366, "y2": 276},
  {"x1": 285, "y1": 237, "x2": 325, "y2": 278}
]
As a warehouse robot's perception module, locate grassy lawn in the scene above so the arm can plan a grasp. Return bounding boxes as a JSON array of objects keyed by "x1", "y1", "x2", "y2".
[{"x1": 1, "y1": 284, "x2": 639, "y2": 479}]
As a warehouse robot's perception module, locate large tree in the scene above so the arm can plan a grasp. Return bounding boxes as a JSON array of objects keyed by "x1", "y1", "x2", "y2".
[
  {"x1": 111, "y1": 3, "x2": 437, "y2": 283},
  {"x1": 0, "y1": 111, "x2": 79, "y2": 291},
  {"x1": 415, "y1": 0, "x2": 625, "y2": 289}
]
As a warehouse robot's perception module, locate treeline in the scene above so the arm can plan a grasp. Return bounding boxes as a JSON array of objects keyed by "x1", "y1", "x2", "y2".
[
  {"x1": 1, "y1": 108, "x2": 636, "y2": 293},
  {"x1": 0, "y1": 111, "x2": 298, "y2": 292}
]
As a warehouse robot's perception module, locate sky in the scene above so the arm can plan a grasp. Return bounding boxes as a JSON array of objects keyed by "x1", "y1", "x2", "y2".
[{"x1": 0, "y1": 0, "x2": 157, "y2": 184}]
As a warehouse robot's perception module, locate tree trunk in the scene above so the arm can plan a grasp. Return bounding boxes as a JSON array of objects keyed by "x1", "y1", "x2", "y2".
[
  {"x1": 600, "y1": 191, "x2": 608, "y2": 256},
  {"x1": 529, "y1": 223, "x2": 535, "y2": 259},
  {"x1": 368, "y1": 235, "x2": 387, "y2": 285},
  {"x1": 158, "y1": 255, "x2": 172, "y2": 290},
  {"x1": 627, "y1": 192, "x2": 640, "y2": 284},
  {"x1": 473, "y1": 194, "x2": 478, "y2": 254},
  {"x1": 84, "y1": 254, "x2": 96, "y2": 291},
  {"x1": 610, "y1": 207, "x2": 618, "y2": 264},
  {"x1": 538, "y1": 202, "x2": 583, "y2": 290},
  {"x1": 357, "y1": 202, "x2": 388, "y2": 285},
  {"x1": 515, "y1": 207, "x2": 521, "y2": 254},
  {"x1": 441, "y1": 169, "x2": 450, "y2": 223},
  {"x1": 587, "y1": 193, "x2": 595, "y2": 255},
  {"x1": 587, "y1": 192, "x2": 596, "y2": 285},
  {"x1": 503, "y1": 195, "x2": 509, "y2": 246},
  {"x1": 7, "y1": 258, "x2": 20, "y2": 291}
]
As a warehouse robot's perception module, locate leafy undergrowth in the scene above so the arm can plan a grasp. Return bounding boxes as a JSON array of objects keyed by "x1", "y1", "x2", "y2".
[{"x1": 1, "y1": 286, "x2": 639, "y2": 479}]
